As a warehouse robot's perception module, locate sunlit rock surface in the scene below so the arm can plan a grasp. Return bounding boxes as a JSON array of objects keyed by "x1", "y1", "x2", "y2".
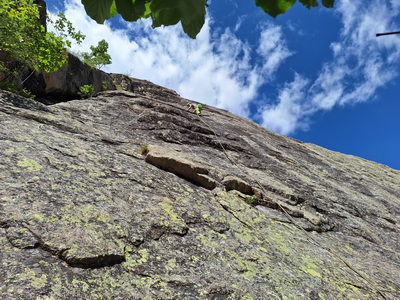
[{"x1": 1, "y1": 82, "x2": 399, "y2": 299}]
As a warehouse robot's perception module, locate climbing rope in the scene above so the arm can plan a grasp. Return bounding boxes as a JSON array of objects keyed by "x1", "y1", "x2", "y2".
[
  {"x1": 196, "y1": 114, "x2": 388, "y2": 300},
  {"x1": 126, "y1": 90, "x2": 387, "y2": 298}
]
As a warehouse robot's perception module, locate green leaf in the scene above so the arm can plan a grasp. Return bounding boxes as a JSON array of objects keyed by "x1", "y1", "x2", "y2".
[
  {"x1": 150, "y1": 0, "x2": 206, "y2": 38},
  {"x1": 299, "y1": 0, "x2": 318, "y2": 9},
  {"x1": 181, "y1": 14, "x2": 205, "y2": 39},
  {"x1": 81, "y1": 0, "x2": 113, "y2": 24},
  {"x1": 322, "y1": 0, "x2": 335, "y2": 8},
  {"x1": 254, "y1": 0, "x2": 297, "y2": 18},
  {"x1": 77, "y1": 0, "x2": 335, "y2": 39},
  {"x1": 150, "y1": 0, "x2": 180, "y2": 27},
  {"x1": 180, "y1": 0, "x2": 206, "y2": 38},
  {"x1": 116, "y1": 0, "x2": 146, "y2": 22},
  {"x1": 143, "y1": 2, "x2": 152, "y2": 18},
  {"x1": 109, "y1": 1, "x2": 117, "y2": 17}
]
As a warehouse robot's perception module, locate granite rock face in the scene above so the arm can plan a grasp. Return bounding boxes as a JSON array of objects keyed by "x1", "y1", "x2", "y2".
[
  {"x1": 23, "y1": 53, "x2": 116, "y2": 103},
  {"x1": 0, "y1": 83, "x2": 399, "y2": 299}
]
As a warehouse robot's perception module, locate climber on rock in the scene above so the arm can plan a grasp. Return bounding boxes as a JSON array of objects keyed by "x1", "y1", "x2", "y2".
[
  {"x1": 186, "y1": 102, "x2": 196, "y2": 111},
  {"x1": 195, "y1": 103, "x2": 202, "y2": 116},
  {"x1": 186, "y1": 102, "x2": 203, "y2": 116}
]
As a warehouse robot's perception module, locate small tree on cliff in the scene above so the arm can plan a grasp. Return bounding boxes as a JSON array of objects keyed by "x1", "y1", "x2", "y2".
[
  {"x1": 81, "y1": 39, "x2": 112, "y2": 70},
  {"x1": 0, "y1": 0, "x2": 85, "y2": 85}
]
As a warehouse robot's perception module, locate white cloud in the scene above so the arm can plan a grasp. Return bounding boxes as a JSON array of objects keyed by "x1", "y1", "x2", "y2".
[
  {"x1": 50, "y1": 0, "x2": 291, "y2": 118},
  {"x1": 259, "y1": 0, "x2": 400, "y2": 135},
  {"x1": 49, "y1": 0, "x2": 400, "y2": 137},
  {"x1": 261, "y1": 74, "x2": 310, "y2": 134},
  {"x1": 257, "y1": 25, "x2": 292, "y2": 76}
]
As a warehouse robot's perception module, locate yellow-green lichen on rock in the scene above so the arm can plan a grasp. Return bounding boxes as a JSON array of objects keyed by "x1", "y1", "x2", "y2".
[
  {"x1": 17, "y1": 157, "x2": 42, "y2": 171},
  {"x1": 0, "y1": 83, "x2": 399, "y2": 299}
]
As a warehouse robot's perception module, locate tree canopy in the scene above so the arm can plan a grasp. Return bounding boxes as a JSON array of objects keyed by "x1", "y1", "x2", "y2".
[
  {"x1": 81, "y1": 39, "x2": 112, "y2": 70},
  {"x1": 81, "y1": 0, "x2": 335, "y2": 38},
  {"x1": 0, "y1": 0, "x2": 85, "y2": 85}
]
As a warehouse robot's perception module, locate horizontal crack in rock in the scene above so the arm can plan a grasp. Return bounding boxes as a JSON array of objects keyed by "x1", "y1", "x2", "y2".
[
  {"x1": 145, "y1": 146, "x2": 218, "y2": 190},
  {"x1": 8, "y1": 222, "x2": 127, "y2": 269},
  {"x1": 60, "y1": 252, "x2": 126, "y2": 269}
]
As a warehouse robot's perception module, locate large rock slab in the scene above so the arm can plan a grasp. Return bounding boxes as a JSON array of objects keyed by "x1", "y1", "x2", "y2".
[
  {"x1": 0, "y1": 85, "x2": 399, "y2": 299},
  {"x1": 23, "y1": 53, "x2": 115, "y2": 102}
]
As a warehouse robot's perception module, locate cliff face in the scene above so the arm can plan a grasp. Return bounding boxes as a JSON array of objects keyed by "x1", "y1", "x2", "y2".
[
  {"x1": 22, "y1": 53, "x2": 116, "y2": 103},
  {"x1": 0, "y1": 81, "x2": 399, "y2": 299}
]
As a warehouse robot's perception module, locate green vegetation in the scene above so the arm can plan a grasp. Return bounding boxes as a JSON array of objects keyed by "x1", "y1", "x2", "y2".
[
  {"x1": 0, "y1": 2, "x2": 113, "y2": 100},
  {"x1": 81, "y1": 39, "x2": 112, "y2": 70},
  {"x1": 0, "y1": 83, "x2": 35, "y2": 100},
  {"x1": 101, "y1": 80, "x2": 108, "y2": 91},
  {"x1": 51, "y1": 12, "x2": 86, "y2": 48},
  {"x1": 256, "y1": 0, "x2": 334, "y2": 18},
  {"x1": 81, "y1": 0, "x2": 335, "y2": 38},
  {"x1": 140, "y1": 145, "x2": 149, "y2": 155},
  {"x1": 245, "y1": 195, "x2": 259, "y2": 205},
  {"x1": 78, "y1": 84, "x2": 94, "y2": 99},
  {"x1": 0, "y1": 0, "x2": 85, "y2": 86}
]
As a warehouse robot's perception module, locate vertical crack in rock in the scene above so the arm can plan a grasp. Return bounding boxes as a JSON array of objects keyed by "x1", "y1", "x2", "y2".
[{"x1": 1, "y1": 82, "x2": 399, "y2": 299}]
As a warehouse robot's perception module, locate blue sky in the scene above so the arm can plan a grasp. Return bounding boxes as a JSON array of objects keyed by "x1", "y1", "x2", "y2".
[{"x1": 46, "y1": 0, "x2": 400, "y2": 170}]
